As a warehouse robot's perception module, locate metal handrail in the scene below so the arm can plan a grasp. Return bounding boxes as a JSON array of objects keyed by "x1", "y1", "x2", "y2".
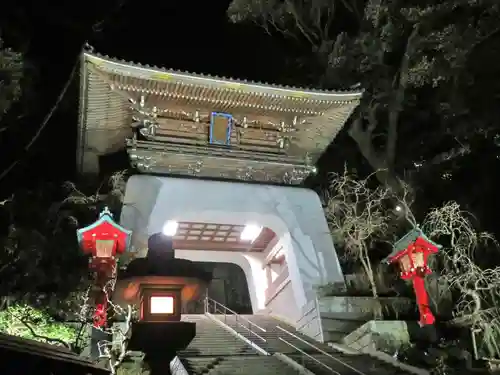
[
  {"x1": 314, "y1": 295, "x2": 325, "y2": 343},
  {"x1": 205, "y1": 297, "x2": 266, "y2": 332},
  {"x1": 276, "y1": 325, "x2": 368, "y2": 375},
  {"x1": 279, "y1": 337, "x2": 341, "y2": 375},
  {"x1": 204, "y1": 296, "x2": 267, "y2": 343},
  {"x1": 204, "y1": 296, "x2": 366, "y2": 375}
]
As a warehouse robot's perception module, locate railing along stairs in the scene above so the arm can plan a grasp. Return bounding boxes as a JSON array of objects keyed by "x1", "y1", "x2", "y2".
[
  {"x1": 204, "y1": 296, "x2": 267, "y2": 344},
  {"x1": 203, "y1": 296, "x2": 352, "y2": 375},
  {"x1": 275, "y1": 325, "x2": 367, "y2": 375}
]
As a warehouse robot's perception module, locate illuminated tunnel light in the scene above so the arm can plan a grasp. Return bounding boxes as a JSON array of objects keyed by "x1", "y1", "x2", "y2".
[
  {"x1": 240, "y1": 224, "x2": 263, "y2": 242},
  {"x1": 162, "y1": 220, "x2": 179, "y2": 236}
]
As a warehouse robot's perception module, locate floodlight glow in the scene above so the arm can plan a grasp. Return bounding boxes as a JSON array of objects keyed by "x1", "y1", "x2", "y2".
[
  {"x1": 395, "y1": 205, "x2": 402, "y2": 212},
  {"x1": 162, "y1": 220, "x2": 178, "y2": 236},
  {"x1": 240, "y1": 224, "x2": 263, "y2": 242},
  {"x1": 150, "y1": 296, "x2": 174, "y2": 314}
]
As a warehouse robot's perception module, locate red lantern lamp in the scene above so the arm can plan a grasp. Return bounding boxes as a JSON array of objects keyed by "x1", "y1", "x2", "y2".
[
  {"x1": 77, "y1": 207, "x2": 132, "y2": 273},
  {"x1": 385, "y1": 227, "x2": 441, "y2": 326},
  {"x1": 77, "y1": 207, "x2": 132, "y2": 328}
]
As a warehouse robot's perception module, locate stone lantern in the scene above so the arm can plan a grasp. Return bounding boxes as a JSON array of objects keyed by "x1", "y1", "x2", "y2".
[{"x1": 113, "y1": 232, "x2": 212, "y2": 374}]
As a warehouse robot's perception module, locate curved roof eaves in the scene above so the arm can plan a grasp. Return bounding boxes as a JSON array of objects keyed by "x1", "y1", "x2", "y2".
[{"x1": 82, "y1": 50, "x2": 363, "y2": 101}]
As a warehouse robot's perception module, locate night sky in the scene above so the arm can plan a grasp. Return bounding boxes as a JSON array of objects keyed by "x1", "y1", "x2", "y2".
[
  {"x1": 1, "y1": 0, "x2": 500, "y2": 235},
  {"x1": 0, "y1": 0, "x2": 296, "y2": 192}
]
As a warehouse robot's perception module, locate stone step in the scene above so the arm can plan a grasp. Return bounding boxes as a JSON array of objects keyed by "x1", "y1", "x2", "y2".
[
  {"x1": 179, "y1": 348, "x2": 256, "y2": 357},
  {"x1": 214, "y1": 315, "x2": 315, "y2": 354},
  {"x1": 289, "y1": 353, "x2": 411, "y2": 375},
  {"x1": 224, "y1": 315, "x2": 339, "y2": 352},
  {"x1": 180, "y1": 342, "x2": 256, "y2": 357},
  {"x1": 181, "y1": 314, "x2": 208, "y2": 321},
  {"x1": 154, "y1": 312, "x2": 412, "y2": 375},
  {"x1": 180, "y1": 357, "x2": 222, "y2": 375},
  {"x1": 178, "y1": 315, "x2": 257, "y2": 357},
  {"x1": 182, "y1": 355, "x2": 299, "y2": 375},
  {"x1": 217, "y1": 314, "x2": 415, "y2": 375}
]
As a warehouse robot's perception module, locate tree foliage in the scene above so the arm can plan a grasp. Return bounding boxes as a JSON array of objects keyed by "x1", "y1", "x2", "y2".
[
  {"x1": 0, "y1": 38, "x2": 23, "y2": 124},
  {"x1": 0, "y1": 172, "x2": 128, "y2": 317},
  {"x1": 0, "y1": 304, "x2": 86, "y2": 350},
  {"x1": 228, "y1": 0, "x2": 500, "y2": 190},
  {"x1": 0, "y1": 171, "x2": 133, "y2": 373}
]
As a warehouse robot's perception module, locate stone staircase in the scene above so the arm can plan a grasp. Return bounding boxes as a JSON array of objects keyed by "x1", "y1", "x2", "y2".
[
  {"x1": 183, "y1": 355, "x2": 298, "y2": 375},
  {"x1": 180, "y1": 315, "x2": 256, "y2": 357},
  {"x1": 211, "y1": 314, "x2": 414, "y2": 375},
  {"x1": 177, "y1": 315, "x2": 299, "y2": 375},
  {"x1": 287, "y1": 352, "x2": 412, "y2": 375}
]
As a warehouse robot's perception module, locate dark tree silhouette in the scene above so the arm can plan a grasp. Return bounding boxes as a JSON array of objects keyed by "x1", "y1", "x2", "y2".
[{"x1": 228, "y1": 0, "x2": 500, "y2": 191}]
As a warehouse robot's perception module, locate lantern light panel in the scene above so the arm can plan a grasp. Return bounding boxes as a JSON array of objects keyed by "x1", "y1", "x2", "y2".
[
  {"x1": 397, "y1": 246, "x2": 431, "y2": 279},
  {"x1": 150, "y1": 296, "x2": 174, "y2": 314},
  {"x1": 140, "y1": 287, "x2": 182, "y2": 322},
  {"x1": 95, "y1": 239, "x2": 116, "y2": 258}
]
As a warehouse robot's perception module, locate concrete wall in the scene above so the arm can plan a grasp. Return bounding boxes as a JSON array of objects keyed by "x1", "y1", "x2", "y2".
[
  {"x1": 120, "y1": 175, "x2": 344, "y2": 316},
  {"x1": 296, "y1": 299, "x2": 324, "y2": 343},
  {"x1": 342, "y1": 320, "x2": 410, "y2": 353},
  {"x1": 264, "y1": 279, "x2": 301, "y2": 326},
  {"x1": 316, "y1": 296, "x2": 413, "y2": 343}
]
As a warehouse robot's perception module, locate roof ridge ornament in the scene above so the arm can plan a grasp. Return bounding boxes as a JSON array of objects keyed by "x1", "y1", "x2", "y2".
[
  {"x1": 99, "y1": 206, "x2": 113, "y2": 218},
  {"x1": 83, "y1": 42, "x2": 94, "y2": 53}
]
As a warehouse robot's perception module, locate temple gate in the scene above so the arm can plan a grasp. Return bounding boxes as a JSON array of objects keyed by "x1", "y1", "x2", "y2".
[{"x1": 77, "y1": 49, "x2": 362, "y2": 330}]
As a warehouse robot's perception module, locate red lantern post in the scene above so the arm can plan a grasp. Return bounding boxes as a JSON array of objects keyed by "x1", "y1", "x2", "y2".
[
  {"x1": 384, "y1": 227, "x2": 441, "y2": 326},
  {"x1": 77, "y1": 207, "x2": 132, "y2": 328}
]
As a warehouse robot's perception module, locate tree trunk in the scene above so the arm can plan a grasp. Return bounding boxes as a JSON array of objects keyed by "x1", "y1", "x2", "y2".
[
  {"x1": 360, "y1": 255, "x2": 384, "y2": 320},
  {"x1": 361, "y1": 258, "x2": 378, "y2": 299},
  {"x1": 347, "y1": 27, "x2": 421, "y2": 192},
  {"x1": 359, "y1": 246, "x2": 378, "y2": 298},
  {"x1": 348, "y1": 117, "x2": 402, "y2": 192}
]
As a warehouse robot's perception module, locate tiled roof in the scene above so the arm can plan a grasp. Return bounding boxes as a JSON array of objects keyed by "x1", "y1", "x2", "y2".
[
  {"x1": 0, "y1": 333, "x2": 108, "y2": 373},
  {"x1": 83, "y1": 49, "x2": 363, "y2": 102}
]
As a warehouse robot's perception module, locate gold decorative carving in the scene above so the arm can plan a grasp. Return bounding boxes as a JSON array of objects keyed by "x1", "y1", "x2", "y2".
[
  {"x1": 129, "y1": 100, "x2": 301, "y2": 154},
  {"x1": 187, "y1": 160, "x2": 203, "y2": 175}
]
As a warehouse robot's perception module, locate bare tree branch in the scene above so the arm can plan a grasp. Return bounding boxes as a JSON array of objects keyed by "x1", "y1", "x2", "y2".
[
  {"x1": 423, "y1": 202, "x2": 500, "y2": 359},
  {"x1": 97, "y1": 304, "x2": 133, "y2": 375},
  {"x1": 324, "y1": 166, "x2": 414, "y2": 301},
  {"x1": 74, "y1": 264, "x2": 136, "y2": 375},
  {"x1": 0, "y1": 194, "x2": 13, "y2": 206}
]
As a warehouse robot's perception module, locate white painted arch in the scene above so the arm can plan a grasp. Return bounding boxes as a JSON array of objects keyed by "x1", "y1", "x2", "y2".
[{"x1": 120, "y1": 175, "x2": 345, "y2": 318}]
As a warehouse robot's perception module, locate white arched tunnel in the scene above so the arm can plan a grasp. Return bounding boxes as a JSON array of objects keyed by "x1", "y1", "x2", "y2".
[{"x1": 120, "y1": 175, "x2": 344, "y2": 320}]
